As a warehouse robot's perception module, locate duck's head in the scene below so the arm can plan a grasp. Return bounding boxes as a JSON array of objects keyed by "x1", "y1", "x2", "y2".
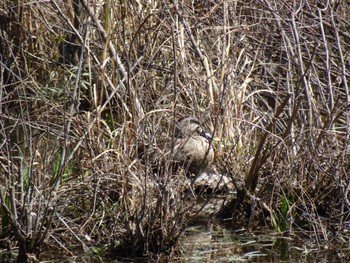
[{"x1": 175, "y1": 116, "x2": 213, "y2": 141}]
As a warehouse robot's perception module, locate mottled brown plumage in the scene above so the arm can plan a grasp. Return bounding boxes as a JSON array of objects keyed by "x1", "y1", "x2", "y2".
[
  {"x1": 171, "y1": 116, "x2": 214, "y2": 174},
  {"x1": 140, "y1": 116, "x2": 214, "y2": 175}
]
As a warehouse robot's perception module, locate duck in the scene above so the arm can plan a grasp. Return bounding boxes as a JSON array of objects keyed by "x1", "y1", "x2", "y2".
[
  {"x1": 170, "y1": 116, "x2": 214, "y2": 174},
  {"x1": 140, "y1": 116, "x2": 214, "y2": 175}
]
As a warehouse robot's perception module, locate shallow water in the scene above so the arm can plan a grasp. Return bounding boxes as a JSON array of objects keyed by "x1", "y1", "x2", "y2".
[
  {"x1": 176, "y1": 225, "x2": 350, "y2": 262},
  {"x1": 2, "y1": 225, "x2": 350, "y2": 262}
]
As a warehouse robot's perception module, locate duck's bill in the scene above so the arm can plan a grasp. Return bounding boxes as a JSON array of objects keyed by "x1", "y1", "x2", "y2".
[{"x1": 200, "y1": 130, "x2": 214, "y2": 141}]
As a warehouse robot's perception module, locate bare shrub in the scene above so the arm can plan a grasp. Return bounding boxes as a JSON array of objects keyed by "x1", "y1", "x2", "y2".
[{"x1": 1, "y1": 0, "x2": 350, "y2": 261}]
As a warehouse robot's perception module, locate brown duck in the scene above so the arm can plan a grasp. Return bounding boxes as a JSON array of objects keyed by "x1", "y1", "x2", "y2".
[
  {"x1": 171, "y1": 116, "x2": 214, "y2": 174},
  {"x1": 141, "y1": 116, "x2": 214, "y2": 175}
]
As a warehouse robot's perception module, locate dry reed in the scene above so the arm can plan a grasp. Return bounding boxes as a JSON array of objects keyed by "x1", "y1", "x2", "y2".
[{"x1": 0, "y1": 0, "x2": 349, "y2": 261}]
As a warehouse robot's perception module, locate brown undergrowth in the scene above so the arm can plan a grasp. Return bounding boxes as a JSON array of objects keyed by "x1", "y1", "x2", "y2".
[{"x1": 0, "y1": 0, "x2": 349, "y2": 262}]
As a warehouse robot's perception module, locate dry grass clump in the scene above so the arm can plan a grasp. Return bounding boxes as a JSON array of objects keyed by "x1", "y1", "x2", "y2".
[{"x1": 1, "y1": 0, "x2": 350, "y2": 261}]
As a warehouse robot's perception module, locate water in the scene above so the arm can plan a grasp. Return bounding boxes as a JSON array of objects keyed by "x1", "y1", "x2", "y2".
[
  {"x1": 177, "y1": 225, "x2": 350, "y2": 262},
  {"x1": 2, "y1": 225, "x2": 350, "y2": 262}
]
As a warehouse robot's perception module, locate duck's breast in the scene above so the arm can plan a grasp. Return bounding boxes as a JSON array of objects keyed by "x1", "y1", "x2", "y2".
[{"x1": 173, "y1": 136, "x2": 214, "y2": 170}]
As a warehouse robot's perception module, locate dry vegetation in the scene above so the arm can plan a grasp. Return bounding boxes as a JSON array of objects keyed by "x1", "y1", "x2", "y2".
[{"x1": 0, "y1": 0, "x2": 350, "y2": 262}]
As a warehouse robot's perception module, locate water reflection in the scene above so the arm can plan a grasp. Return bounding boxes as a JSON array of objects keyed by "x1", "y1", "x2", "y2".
[{"x1": 177, "y1": 225, "x2": 350, "y2": 262}]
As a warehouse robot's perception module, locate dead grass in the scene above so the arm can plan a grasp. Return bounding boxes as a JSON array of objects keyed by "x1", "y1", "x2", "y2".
[{"x1": 0, "y1": 0, "x2": 349, "y2": 261}]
